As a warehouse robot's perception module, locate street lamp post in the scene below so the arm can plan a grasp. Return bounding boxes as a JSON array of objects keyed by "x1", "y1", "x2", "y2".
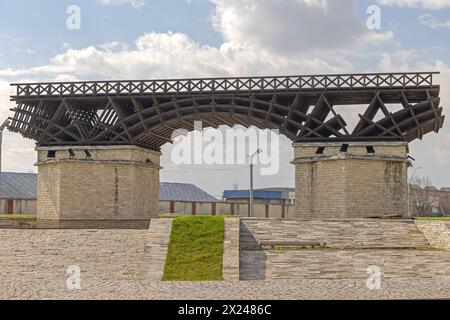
[{"x1": 249, "y1": 149, "x2": 262, "y2": 218}]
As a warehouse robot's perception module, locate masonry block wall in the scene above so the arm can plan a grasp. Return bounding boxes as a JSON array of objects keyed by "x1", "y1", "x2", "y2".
[
  {"x1": 293, "y1": 142, "x2": 409, "y2": 219},
  {"x1": 36, "y1": 146, "x2": 161, "y2": 222}
]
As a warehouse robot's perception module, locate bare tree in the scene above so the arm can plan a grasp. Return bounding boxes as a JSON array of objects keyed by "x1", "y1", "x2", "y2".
[{"x1": 409, "y1": 176, "x2": 439, "y2": 217}]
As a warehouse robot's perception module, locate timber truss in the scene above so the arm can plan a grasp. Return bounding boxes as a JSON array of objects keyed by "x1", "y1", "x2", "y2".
[{"x1": 9, "y1": 72, "x2": 445, "y2": 150}]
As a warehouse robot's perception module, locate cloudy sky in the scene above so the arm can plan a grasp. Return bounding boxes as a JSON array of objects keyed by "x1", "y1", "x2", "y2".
[{"x1": 0, "y1": 0, "x2": 449, "y2": 197}]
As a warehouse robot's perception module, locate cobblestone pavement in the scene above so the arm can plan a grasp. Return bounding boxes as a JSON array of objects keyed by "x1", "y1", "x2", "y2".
[{"x1": 1, "y1": 277, "x2": 450, "y2": 300}]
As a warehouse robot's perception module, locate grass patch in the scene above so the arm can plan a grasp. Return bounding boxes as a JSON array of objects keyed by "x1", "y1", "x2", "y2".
[
  {"x1": 159, "y1": 214, "x2": 187, "y2": 218},
  {"x1": 163, "y1": 216, "x2": 225, "y2": 281},
  {"x1": 415, "y1": 217, "x2": 450, "y2": 221}
]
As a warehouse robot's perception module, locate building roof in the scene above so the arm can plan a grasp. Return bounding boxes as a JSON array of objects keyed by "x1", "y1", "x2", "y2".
[
  {"x1": 256, "y1": 187, "x2": 295, "y2": 199},
  {"x1": 223, "y1": 190, "x2": 284, "y2": 200},
  {"x1": 0, "y1": 172, "x2": 218, "y2": 203},
  {"x1": 256, "y1": 187, "x2": 295, "y2": 193},
  {"x1": 0, "y1": 172, "x2": 37, "y2": 199},
  {"x1": 160, "y1": 182, "x2": 218, "y2": 203}
]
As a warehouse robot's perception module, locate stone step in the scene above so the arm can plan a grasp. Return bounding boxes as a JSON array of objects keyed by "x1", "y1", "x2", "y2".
[
  {"x1": 138, "y1": 218, "x2": 173, "y2": 282},
  {"x1": 0, "y1": 218, "x2": 11, "y2": 227},
  {"x1": 240, "y1": 219, "x2": 431, "y2": 249},
  {"x1": 240, "y1": 249, "x2": 450, "y2": 280},
  {"x1": 239, "y1": 219, "x2": 447, "y2": 281},
  {"x1": 259, "y1": 240, "x2": 324, "y2": 250}
]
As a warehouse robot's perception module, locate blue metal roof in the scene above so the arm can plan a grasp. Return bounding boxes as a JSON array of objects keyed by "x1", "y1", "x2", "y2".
[
  {"x1": 160, "y1": 183, "x2": 218, "y2": 203},
  {"x1": 0, "y1": 172, "x2": 37, "y2": 199},
  {"x1": 223, "y1": 190, "x2": 283, "y2": 200}
]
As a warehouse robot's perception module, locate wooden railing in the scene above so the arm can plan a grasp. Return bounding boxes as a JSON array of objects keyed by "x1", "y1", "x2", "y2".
[{"x1": 11, "y1": 72, "x2": 439, "y2": 99}]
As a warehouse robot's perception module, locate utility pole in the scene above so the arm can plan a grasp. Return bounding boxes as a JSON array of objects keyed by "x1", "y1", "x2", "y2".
[
  {"x1": 0, "y1": 119, "x2": 10, "y2": 210},
  {"x1": 249, "y1": 149, "x2": 262, "y2": 218},
  {"x1": 250, "y1": 162, "x2": 253, "y2": 218}
]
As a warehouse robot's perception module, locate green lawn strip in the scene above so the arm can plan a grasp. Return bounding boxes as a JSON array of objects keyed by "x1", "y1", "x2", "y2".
[
  {"x1": 0, "y1": 214, "x2": 36, "y2": 219},
  {"x1": 159, "y1": 214, "x2": 187, "y2": 218},
  {"x1": 163, "y1": 216, "x2": 225, "y2": 281}
]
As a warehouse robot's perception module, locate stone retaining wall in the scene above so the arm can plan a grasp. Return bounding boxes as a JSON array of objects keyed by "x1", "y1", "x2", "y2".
[
  {"x1": 415, "y1": 220, "x2": 450, "y2": 250},
  {"x1": 240, "y1": 219, "x2": 450, "y2": 281},
  {"x1": 223, "y1": 218, "x2": 240, "y2": 281},
  {"x1": 138, "y1": 218, "x2": 173, "y2": 282}
]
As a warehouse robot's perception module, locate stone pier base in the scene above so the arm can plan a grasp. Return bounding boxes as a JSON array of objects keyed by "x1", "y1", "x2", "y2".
[
  {"x1": 293, "y1": 141, "x2": 409, "y2": 219},
  {"x1": 36, "y1": 145, "x2": 161, "y2": 226}
]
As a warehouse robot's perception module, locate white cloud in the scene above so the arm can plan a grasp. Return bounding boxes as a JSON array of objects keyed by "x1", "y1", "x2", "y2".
[
  {"x1": 433, "y1": 145, "x2": 450, "y2": 164},
  {"x1": 405, "y1": 60, "x2": 450, "y2": 185},
  {"x1": 419, "y1": 13, "x2": 450, "y2": 29},
  {"x1": 211, "y1": 0, "x2": 392, "y2": 55},
  {"x1": 376, "y1": 51, "x2": 450, "y2": 185},
  {"x1": 0, "y1": 80, "x2": 13, "y2": 116},
  {"x1": 0, "y1": 0, "x2": 394, "y2": 81},
  {"x1": 0, "y1": 81, "x2": 36, "y2": 173},
  {"x1": 0, "y1": 31, "x2": 353, "y2": 81},
  {"x1": 96, "y1": 0, "x2": 145, "y2": 9},
  {"x1": 377, "y1": 50, "x2": 421, "y2": 71},
  {"x1": 377, "y1": 0, "x2": 450, "y2": 10},
  {"x1": 377, "y1": 53, "x2": 449, "y2": 108}
]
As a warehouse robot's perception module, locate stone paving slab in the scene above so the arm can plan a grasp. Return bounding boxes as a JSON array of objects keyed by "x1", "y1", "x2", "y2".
[
  {"x1": 0, "y1": 228, "x2": 149, "y2": 282},
  {"x1": 1, "y1": 277, "x2": 450, "y2": 300}
]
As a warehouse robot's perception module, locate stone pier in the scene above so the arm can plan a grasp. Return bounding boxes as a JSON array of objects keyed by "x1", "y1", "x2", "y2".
[
  {"x1": 36, "y1": 145, "x2": 161, "y2": 226},
  {"x1": 293, "y1": 141, "x2": 410, "y2": 219}
]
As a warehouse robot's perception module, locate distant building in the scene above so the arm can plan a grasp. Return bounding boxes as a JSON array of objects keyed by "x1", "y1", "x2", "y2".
[
  {"x1": 0, "y1": 172, "x2": 218, "y2": 214},
  {"x1": 160, "y1": 182, "x2": 218, "y2": 203},
  {"x1": 0, "y1": 172, "x2": 37, "y2": 199},
  {"x1": 409, "y1": 184, "x2": 450, "y2": 216},
  {"x1": 256, "y1": 188, "x2": 296, "y2": 205},
  {"x1": 0, "y1": 172, "x2": 37, "y2": 214},
  {"x1": 223, "y1": 187, "x2": 295, "y2": 206}
]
